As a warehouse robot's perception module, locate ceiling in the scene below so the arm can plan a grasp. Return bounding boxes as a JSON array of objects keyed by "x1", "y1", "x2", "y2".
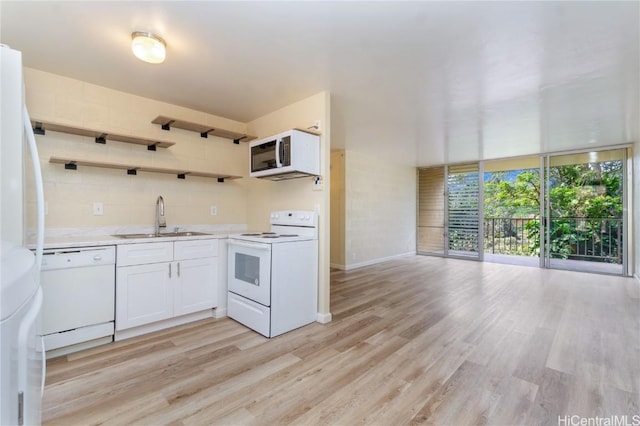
[{"x1": 1, "y1": 1, "x2": 638, "y2": 166}]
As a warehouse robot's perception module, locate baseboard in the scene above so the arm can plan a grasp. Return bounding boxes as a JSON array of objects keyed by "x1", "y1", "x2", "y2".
[
  {"x1": 214, "y1": 307, "x2": 227, "y2": 318},
  {"x1": 114, "y1": 310, "x2": 214, "y2": 341},
  {"x1": 330, "y1": 262, "x2": 346, "y2": 270},
  {"x1": 317, "y1": 312, "x2": 332, "y2": 323},
  {"x1": 342, "y1": 251, "x2": 416, "y2": 271},
  {"x1": 46, "y1": 336, "x2": 113, "y2": 359}
]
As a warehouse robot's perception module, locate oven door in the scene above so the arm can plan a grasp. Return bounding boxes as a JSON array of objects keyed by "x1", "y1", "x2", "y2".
[{"x1": 227, "y1": 239, "x2": 271, "y2": 306}]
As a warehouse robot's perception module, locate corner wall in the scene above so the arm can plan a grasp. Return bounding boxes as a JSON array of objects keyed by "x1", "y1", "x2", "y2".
[
  {"x1": 330, "y1": 150, "x2": 345, "y2": 267},
  {"x1": 246, "y1": 91, "x2": 332, "y2": 319}
]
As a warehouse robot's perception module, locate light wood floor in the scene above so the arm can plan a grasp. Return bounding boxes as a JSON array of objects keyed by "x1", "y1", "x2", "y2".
[{"x1": 43, "y1": 256, "x2": 640, "y2": 425}]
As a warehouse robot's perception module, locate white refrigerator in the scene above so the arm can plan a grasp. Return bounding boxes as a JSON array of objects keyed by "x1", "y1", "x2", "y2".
[{"x1": 0, "y1": 45, "x2": 46, "y2": 425}]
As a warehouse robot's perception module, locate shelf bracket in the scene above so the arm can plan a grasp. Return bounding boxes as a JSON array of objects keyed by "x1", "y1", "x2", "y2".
[
  {"x1": 95, "y1": 134, "x2": 107, "y2": 144},
  {"x1": 33, "y1": 122, "x2": 45, "y2": 135},
  {"x1": 233, "y1": 135, "x2": 249, "y2": 144},
  {"x1": 127, "y1": 169, "x2": 137, "y2": 175},
  {"x1": 64, "y1": 161, "x2": 77, "y2": 170},
  {"x1": 200, "y1": 128, "x2": 215, "y2": 139},
  {"x1": 147, "y1": 144, "x2": 157, "y2": 151},
  {"x1": 177, "y1": 173, "x2": 186, "y2": 179},
  {"x1": 161, "y1": 120, "x2": 175, "y2": 131},
  {"x1": 217, "y1": 177, "x2": 225, "y2": 183}
]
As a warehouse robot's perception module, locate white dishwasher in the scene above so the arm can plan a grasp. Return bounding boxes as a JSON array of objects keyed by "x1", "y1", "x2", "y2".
[{"x1": 40, "y1": 246, "x2": 116, "y2": 357}]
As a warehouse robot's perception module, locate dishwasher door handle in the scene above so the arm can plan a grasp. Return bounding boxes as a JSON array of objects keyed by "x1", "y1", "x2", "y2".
[{"x1": 168, "y1": 263, "x2": 172, "y2": 278}]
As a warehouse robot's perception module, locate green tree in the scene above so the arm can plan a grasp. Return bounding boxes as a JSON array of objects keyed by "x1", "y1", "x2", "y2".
[{"x1": 484, "y1": 161, "x2": 623, "y2": 262}]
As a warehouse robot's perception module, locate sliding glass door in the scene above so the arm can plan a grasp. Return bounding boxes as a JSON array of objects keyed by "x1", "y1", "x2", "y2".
[
  {"x1": 544, "y1": 149, "x2": 626, "y2": 275},
  {"x1": 483, "y1": 156, "x2": 542, "y2": 268},
  {"x1": 417, "y1": 164, "x2": 482, "y2": 259},
  {"x1": 417, "y1": 148, "x2": 628, "y2": 275},
  {"x1": 447, "y1": 164, "x2": 482, "y2": 259}
]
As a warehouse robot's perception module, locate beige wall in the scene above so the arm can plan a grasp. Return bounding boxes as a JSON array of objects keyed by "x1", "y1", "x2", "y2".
[
  {"x1": 341, "y1": 150, "x2": 417, "y2": 269},
  {"x1": 330, "y1": 150, "x2": 345, "y2": 267},
  {"x1": 246, "y1": 91, "x2": 331, "y2": 318},
  {"x1": 24, "y1": 68, "x2": 249, "y2": 229}
]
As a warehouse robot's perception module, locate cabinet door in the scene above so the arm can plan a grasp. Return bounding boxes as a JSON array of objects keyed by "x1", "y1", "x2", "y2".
[
  {"x1": 173, "y1": 257, "x2": 217, "y2": 316},
  {"x1": 116, "y1": 263, "x2": 173, "y2": 330}
]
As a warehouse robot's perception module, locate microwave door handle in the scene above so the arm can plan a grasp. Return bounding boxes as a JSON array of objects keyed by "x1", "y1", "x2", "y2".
[{"x1": 275, "y1": 138, "x2": 282, "y2": 168}]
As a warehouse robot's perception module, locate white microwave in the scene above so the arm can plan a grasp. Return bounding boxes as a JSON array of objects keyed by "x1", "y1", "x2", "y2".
[{"x1": 249, "y1": 129, "x2": 319, "y2": 180}]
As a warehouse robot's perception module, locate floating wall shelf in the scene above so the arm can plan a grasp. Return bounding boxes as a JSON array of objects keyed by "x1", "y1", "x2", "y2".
[
  {"x1": 49, "y1": 156, "x2": 241, "y2": 182},
  {"x1": 151, "y1": 115, "x2": 257, "y2": 144},
  {"x1": 32, "y1": 120, "x2": 175, "y2": 150}
]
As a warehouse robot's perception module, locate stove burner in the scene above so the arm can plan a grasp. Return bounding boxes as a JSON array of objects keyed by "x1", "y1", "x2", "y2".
[
  {"x1": 262, "y1": 235, "x2": 279, "y2": 239},
  {"x1": 241, "y1": 233, "x2": 261, "y2": 236},
  {"x1": 279, "y1": 234, "x2": 299, "y2": 237},
  {"x1": 262, "y1": 232, "x2": 276, "y2": 235}
]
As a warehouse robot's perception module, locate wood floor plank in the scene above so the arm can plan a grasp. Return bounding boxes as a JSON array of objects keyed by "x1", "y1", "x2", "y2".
[{"x1": 41, "y1": 256, "x2": 640, "y2": 425}]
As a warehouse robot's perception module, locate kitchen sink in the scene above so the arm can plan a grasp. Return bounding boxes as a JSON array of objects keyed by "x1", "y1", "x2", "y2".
[{"x1": 112, "y1": 231, "x2": 211, "y2": 239}]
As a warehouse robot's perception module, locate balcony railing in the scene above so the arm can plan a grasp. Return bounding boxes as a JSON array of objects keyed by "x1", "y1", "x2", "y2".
[{"x1": 484, "y1": 217, "x2": 622, "y2": 264}]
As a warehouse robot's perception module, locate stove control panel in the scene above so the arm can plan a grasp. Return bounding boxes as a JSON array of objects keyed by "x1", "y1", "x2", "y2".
[{"x1": 270, "y1": 210, "x2": 317, "y2": 227}]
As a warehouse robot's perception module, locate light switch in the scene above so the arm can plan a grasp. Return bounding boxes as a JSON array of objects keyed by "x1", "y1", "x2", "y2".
[
  {"x1": 93, "y1": 202, "x2": 104, "y2": 216},
  {"x1": 210, "y1": 205, "x2": 217, "y2": 216}
]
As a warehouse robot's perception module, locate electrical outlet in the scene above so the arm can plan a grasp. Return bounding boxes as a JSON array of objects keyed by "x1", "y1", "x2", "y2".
[
  {"x1": 93, "y1": 202, "x2": 104, "y2": 216},
  {"x1": 210, "y1": 205, "x2": 217, "y2": 216},
  {"x1": 313, "y1": 176, "x2": 324, "y2": 191}
]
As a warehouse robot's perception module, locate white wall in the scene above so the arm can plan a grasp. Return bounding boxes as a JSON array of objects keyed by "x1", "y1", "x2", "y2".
[{"x1": 246, "y1": 91, "x2": 332, "y2": 319}]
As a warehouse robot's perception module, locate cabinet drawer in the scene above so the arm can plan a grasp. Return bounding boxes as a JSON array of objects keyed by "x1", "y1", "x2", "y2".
[
  {"x1": 174, "y1": 239, "x2": 218, "y2": 260},
  {"x1": 117, "y1": 242, "x2": 173, "y2": 266}
]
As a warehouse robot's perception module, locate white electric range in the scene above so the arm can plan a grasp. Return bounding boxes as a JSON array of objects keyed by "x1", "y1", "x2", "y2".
[{"x1": 227, "y1": 211, "x2": 318, "y2": 337}]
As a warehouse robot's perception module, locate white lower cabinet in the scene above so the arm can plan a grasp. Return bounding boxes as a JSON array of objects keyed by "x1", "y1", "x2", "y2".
[
  {"x1": 116, "y1": 239, "x2": 218, "y2": 331},
  {"x1": 116, "y1": 262, "x2": 173, "y2": 330},
  {"x1": 174, "y1": 257, "x2": 218, "y2": 316}
]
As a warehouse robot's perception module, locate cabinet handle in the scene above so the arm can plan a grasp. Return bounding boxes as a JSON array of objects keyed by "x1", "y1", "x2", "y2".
[
  {"x1": 169, "y1": 263, "x2": 172, "y2": 278},
  {"x1": 177, "y1": 262, "x2": 181, "y2": 277}
]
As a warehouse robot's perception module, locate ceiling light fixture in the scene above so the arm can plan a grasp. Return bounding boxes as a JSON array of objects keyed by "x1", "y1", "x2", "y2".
[{"x1": 131, "y1": 31, "x2": 166, "y2": 64}]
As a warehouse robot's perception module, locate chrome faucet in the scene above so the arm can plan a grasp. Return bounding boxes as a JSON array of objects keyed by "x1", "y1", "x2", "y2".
[{"x1": 155, "y1": 195, "x2": 166, "y2": 235}]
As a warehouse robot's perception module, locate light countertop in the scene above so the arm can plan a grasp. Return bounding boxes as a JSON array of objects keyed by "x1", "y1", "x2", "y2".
[{"x1": 27, "y1": 224, "x2": 247, "y2": 250}]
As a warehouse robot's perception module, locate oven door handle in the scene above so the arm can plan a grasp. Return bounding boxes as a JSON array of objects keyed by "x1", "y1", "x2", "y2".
[{"x1": 229, "y1": 240, "x2": 271, "y2": 251}]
